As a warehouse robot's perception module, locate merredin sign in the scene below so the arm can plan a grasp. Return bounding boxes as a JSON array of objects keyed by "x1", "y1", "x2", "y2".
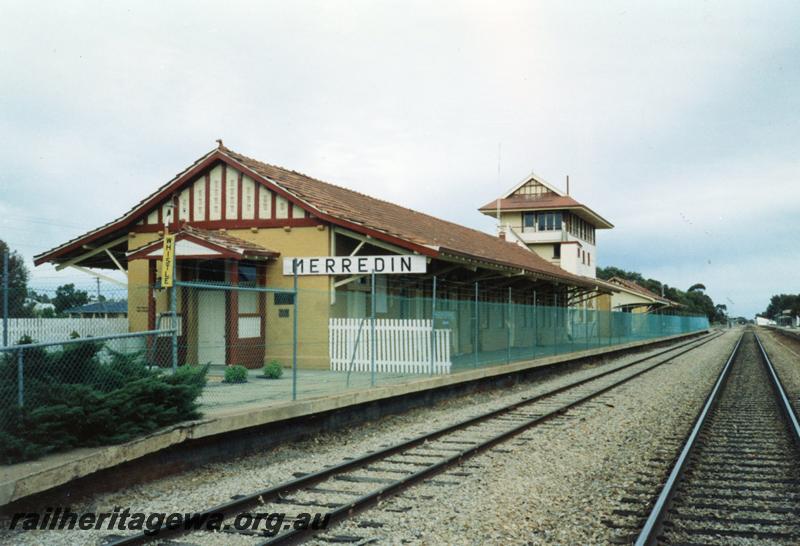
[{"x1": 282, "y1": 255, "x2": 427, "y2": 276}]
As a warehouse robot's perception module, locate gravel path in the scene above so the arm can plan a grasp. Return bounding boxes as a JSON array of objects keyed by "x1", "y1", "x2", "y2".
[{"x1": 0, "y1": 331, "x2": 726, "y2": 546}]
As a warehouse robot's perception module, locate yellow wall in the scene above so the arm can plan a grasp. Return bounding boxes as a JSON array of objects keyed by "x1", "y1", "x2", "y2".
[
  {"x1": 127, "y1": 232, "x2": 161, "y2": 333},
  {"x1": 610, "y1": 289, "x2": 653, "y2": 313},
  {"x1": 231, "y1": 225, "x2": 331, "y2": 369},
  {"x1": 125, "y1": 225, "x2": 332, "y2": 369}
]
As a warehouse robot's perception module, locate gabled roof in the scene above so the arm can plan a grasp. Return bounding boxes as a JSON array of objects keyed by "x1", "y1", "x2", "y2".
[
  {"x1": 220, "y1": 147, "x2": 599, "y2": 287},
  {"x1": 501, "y1": 172, "x2": 566, "y2": 199},
  {"x1": 604, "y1": 277, "x2": 679, "y2": 307},
  {"x1": 479, "y1": 194, "x2": 614, "y2": 229},
  {"x1": 127, "y1": 226, "x2": 278, "y2": 261},
  {"x1": 35, "y1": 144, "x2": 605, "y2": 290},
  {"x1": 479, "y1": 171, "x2": 613, "y2": 229},
  {"x1": 65, "y1": 301, "x2": 128, "y2": 315}
]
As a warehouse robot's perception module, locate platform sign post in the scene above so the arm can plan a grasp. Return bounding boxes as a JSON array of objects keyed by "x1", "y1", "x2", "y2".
[
  {"x1": 165, "y1": 231, "x2": 177, "y2": 373},
  {"x1": 283, "y1": 255, "x2": 427, "y2": 386}
]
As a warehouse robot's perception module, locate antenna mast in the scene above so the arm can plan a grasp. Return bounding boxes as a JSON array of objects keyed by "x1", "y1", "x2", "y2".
[{"x1": 496, "y1": 142, "x2": 502, "y2": 224}]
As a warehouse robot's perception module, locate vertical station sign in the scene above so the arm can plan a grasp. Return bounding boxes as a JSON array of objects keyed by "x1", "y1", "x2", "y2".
[{"x1": 161, "y1": 233, "x2": 176, "y2": 287}]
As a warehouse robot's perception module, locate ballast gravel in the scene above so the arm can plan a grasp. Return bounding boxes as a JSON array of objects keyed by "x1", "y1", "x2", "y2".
[
  {"x1": 0, "y1": 330, "x2": 739, "y2": 546},
  {"x1": 757, "y1": 328, "x2": 800, "y2": 407},
  {"x1": 323, "y1": 329, "x2": 742, "y2": 545}
]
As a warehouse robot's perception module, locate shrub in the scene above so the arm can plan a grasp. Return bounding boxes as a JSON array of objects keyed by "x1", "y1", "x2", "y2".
[
  {"x1": 0, "y1": 338, "x2": 209, "y2": 464},
  {"x1": 223, "y1": 365, "x2": 248, "y2": 384},
  {"x1": 69, "y1": 331, "x2": 81, "y2": 339},
  {"x1": 262, "y1": 360, "x2": 283, "y2": 379}
]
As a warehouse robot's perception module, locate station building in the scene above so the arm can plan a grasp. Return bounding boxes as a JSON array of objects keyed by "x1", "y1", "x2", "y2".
[
  {"x1": 595, "y1": 276, "x2": 680, "y2": 314},
  {"x1": 35, "y1": 143, "x2": 609, "y2": 370}
]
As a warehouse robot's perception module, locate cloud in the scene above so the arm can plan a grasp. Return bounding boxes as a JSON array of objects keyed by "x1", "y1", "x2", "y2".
[{"x1": 1, "y1": 0, "x2": 798, "y2": 317}]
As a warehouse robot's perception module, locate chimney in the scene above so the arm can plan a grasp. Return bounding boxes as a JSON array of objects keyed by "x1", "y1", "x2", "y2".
[
  {"x1": 566, "y1": 175, "x2": 570, "y2": 195},
  {"x1": 499, "y1": 231, "x2": 506, "y2": 241}
]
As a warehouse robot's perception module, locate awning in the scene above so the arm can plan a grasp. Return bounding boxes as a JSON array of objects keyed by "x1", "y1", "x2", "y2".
[{"x1": 127, "y1": 226, "x2": 279, "y2": 261}]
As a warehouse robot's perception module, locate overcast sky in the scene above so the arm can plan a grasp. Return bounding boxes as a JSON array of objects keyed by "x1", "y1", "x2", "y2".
[{"x1": 1, "y1": 0, "x2": 798, "y2": 317}]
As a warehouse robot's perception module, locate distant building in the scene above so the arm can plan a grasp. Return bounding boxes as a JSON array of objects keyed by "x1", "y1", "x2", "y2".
[
  {"x1": 594, "y1": 277, "x2": 680, "y2": 314},
  {"x1": 65, "y1": 301, "x2": 128, "y2": 319},
  {"x1": 25, "y1": 300, "x2": 56, "y2": 315},
  {"x1": 777, "y1": 309, "x2": 799, "y2": 328},
  {"x1": 479, "y1": 173, "x2": 613, "y2": 279},
  {"x1": 755, "y1": 315, "x2": 776, "y2": 326}
]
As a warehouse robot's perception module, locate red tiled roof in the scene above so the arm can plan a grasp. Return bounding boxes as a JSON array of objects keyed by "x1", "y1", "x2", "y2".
[
  {"x1": 480, "y1": 195, "x2": 582, "y2": 210},
  {"x1": 606, "y1": 277, "x2": 677, "y2": 306},
  {"x1": 35, "y1": 144, "x2": 605, "y2": 289},
  {"x1": 183, "y1": 226, "x2": 279, "y2": 258},
  {"x1": 220, "y1": 147, "x2": 599, "y2": 287},
  {"x1": 478, "y1": 194, "x2": 614, "y2": 229}
]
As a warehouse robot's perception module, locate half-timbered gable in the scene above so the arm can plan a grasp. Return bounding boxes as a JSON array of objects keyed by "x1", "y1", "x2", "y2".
[{"x1": 134, "y1": 162, "x2": 312, "y2": 233}]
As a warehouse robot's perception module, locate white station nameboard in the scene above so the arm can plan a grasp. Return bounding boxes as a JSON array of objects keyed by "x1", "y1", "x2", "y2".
[{"x1": 283, "y1": 255, "x2": 427, "y2": 276}]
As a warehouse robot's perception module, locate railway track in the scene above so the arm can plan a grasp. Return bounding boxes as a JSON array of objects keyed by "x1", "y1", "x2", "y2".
[
  {"x1": 634, "y1": 330, "x2": 800, "y2": 545},
  {"x1": 105, "y1": 331, "x2": 721, "y2": 546}
]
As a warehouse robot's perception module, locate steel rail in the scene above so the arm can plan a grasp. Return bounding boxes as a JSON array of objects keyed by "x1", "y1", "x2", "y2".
[
  {"x1": 755, "y1": 332, "x2": 800, "y2": 444},
  {"x1": 259, "y1": 331, "x2": 725, "y2": 546},
  {"x1": 106, "y1": 330, "x2": 721, "y2": 546},
  {"x1": 633, "y1": 332, "x2": 756, "y2": 546}
]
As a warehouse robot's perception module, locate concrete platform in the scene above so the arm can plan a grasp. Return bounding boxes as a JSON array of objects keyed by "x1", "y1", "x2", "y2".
[{"x1": 0, "y1": 331, "x2": 705, "y2": 507}]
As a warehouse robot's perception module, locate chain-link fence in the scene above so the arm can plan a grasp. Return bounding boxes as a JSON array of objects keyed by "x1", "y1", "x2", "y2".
[
  {"x1": 322, "y1": 286, "x2": 709, "y2": 381},
  {"x1": 0, "y1": 328, "x2": 213, "y2": 464},
  {"x1": 0, "y1": 272, "x2": 709, "y2": 463}
]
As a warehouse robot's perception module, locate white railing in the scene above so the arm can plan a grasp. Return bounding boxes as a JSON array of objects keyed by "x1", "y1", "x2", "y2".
[
  {"x1": 2, "y1": 318, "x2": 129, "y2": 345},
  {"x1": 329, "y1": 318, "x2": 451, "y2": 374}
]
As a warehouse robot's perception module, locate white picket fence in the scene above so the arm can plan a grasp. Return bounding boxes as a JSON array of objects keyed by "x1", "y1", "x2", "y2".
[
  {"x1": 2, "y1": 318, "x2": 129, "y2": 345},
  {"x1": 329, "y1": 318, "x2": 451, "y2": 374}
]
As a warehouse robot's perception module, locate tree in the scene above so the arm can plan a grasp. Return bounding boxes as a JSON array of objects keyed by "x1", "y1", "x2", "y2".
[
  {"x1": 0, "y1": 240, "x2": 33, "y2": 318},
  {"x1": 598, "y1": 265, "x2": 723, "y2": 322},
  {"x1": 52, "y1": 284, "x2": 90, "y2": 315},
  {"x1": 764, "y1": 294, "x2": 800, "y2": 320},
  {"x1": 27, "y1": 290, "x2": 51, "y2": 303},
  {"x1": 714, "y1": 304, "x2": 728, "y2": 323}
]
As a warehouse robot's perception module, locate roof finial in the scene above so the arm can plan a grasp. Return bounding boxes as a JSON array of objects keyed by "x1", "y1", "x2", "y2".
[{"x1": 216, "y1": 138, "x2": 224, "y2": 149}]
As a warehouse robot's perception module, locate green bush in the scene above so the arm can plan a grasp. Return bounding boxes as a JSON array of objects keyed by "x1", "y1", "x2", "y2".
[
  {"x1": 0, "y1": 341, "x2": 208, "y2": 465},
  {"x1": 223, "y1": 365, "x2": 249, "y2": 383},
  {"x1": 262, "y1": 360, "x2": 283, "y2": 379}
]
